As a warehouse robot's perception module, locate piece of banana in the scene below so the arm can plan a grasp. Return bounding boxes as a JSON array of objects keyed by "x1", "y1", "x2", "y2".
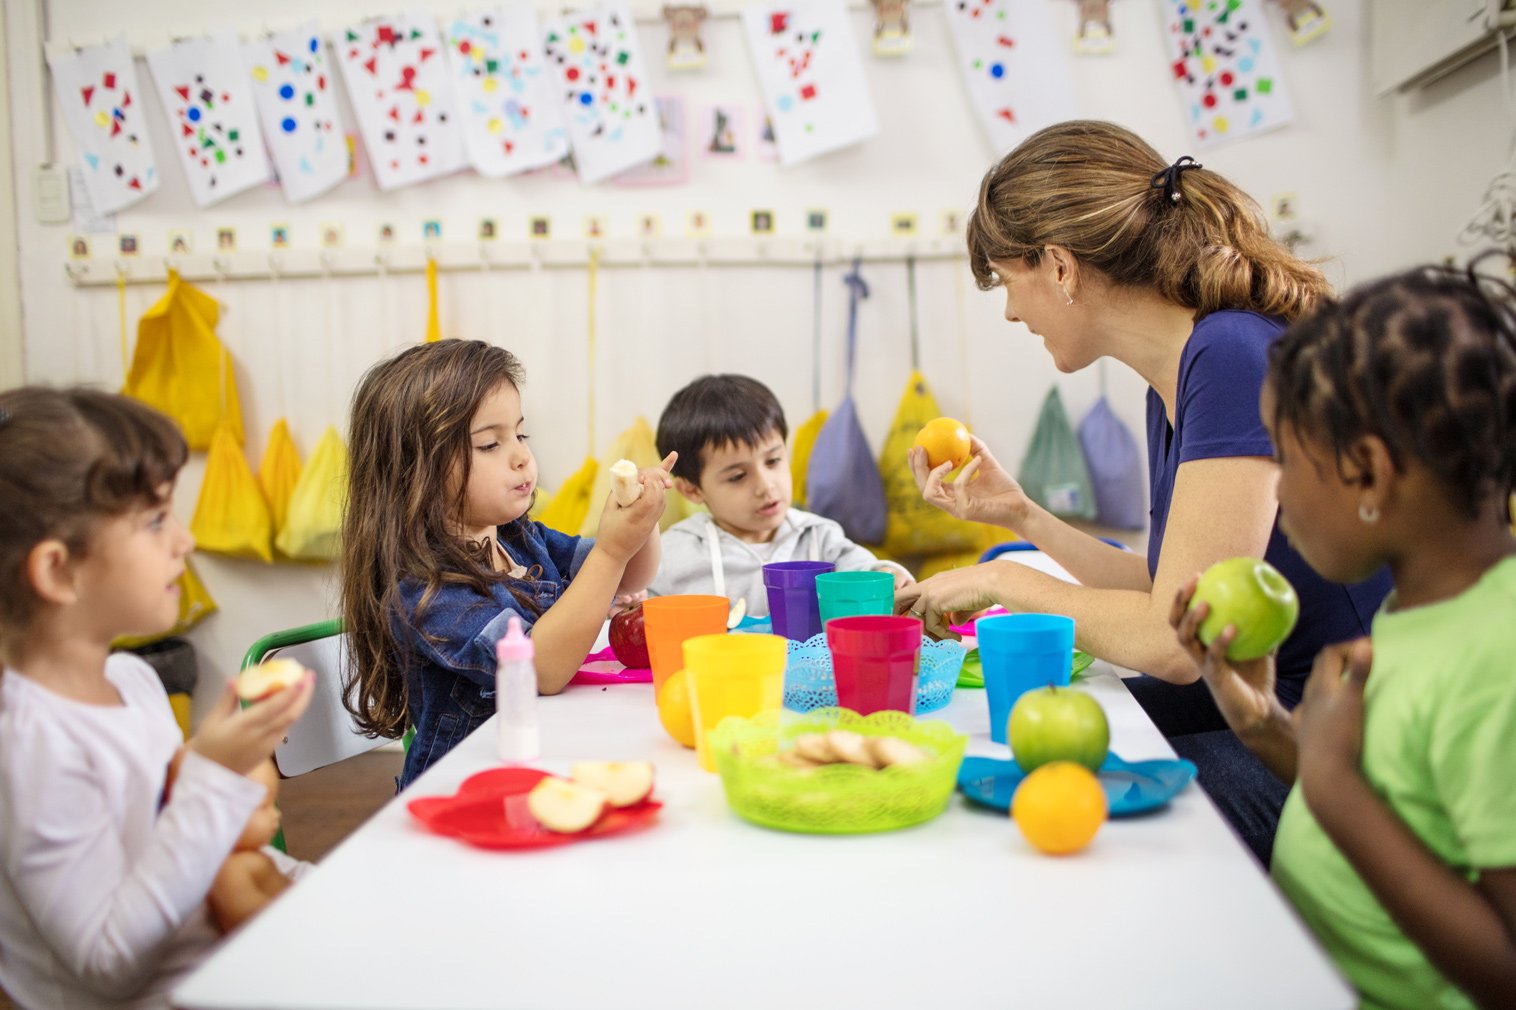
[{"x1": 609, "y1": 458, "x2": 641, "y2": 507}]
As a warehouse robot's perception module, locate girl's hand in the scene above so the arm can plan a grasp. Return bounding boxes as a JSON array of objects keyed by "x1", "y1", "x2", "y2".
[
  {"x1": 608, "y1": 590, "x2": 647, "y2": 618},
  {"x1": 1170, "y1": 578, "x2": 1278, "y2": 736},
  {"x1": 188, "y1": 674, "x2": 314, "y2": 776},
  {"x1": 1294, "y1": 639, "x2": 1372, "y2": 804},
  {"x1": 909, "y1": 435, "x2": 1031, "y2": 530},
  {"x1": 885, "y1": 566, "x2": 916, "y2": 590},
  {"x1": 595, "y1": 452, "x2": 674, "y2": 564},
  {"x1": 894, "y1": 564, "x2": 1003, "y2": 639}
]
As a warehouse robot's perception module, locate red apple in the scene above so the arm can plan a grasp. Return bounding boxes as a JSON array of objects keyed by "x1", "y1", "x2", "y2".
[
  {"x1": 526, "y1": 777, "x2": 609, "y2": 833},
  {"x1": 237, "y1": 658, "x2": 306, "y2": 703},
  {"x1": 608, "y1": 604, "x2": 650, "y2": 668},
  {"x1": 1008, "y1": 686, "x2": 1110, "y2": 773},
  {"x1": 570, "y1": 760, "x2": 655, "y2": 807}
]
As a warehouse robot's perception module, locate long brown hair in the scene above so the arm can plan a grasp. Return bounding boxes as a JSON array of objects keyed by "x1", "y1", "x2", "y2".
[
  {"x1": 340, "y1": 339, "x2": 530, "y2": 739},
  {"x1": 966, "y1": 120, "x2": 1329, "y2": 321},
  {"x1": 0, "y1": 387, "x2": 187, "y2": 644}
]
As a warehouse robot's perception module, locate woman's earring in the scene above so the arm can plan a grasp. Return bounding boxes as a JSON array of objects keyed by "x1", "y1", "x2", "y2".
[
  {"x1": 1358, "y1": 503, "x2": 1380, "y2": 524},
  {"x1": 1060, "y1": 284, "x2": 1074, "y2": 306}
]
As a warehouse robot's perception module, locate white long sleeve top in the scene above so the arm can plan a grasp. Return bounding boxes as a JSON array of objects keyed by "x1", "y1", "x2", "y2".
[{"x1": 0, "y1": 654, "x2": 266, "y2": 1010}]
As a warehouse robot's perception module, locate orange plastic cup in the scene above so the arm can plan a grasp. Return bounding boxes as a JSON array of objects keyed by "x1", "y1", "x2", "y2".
[
  {"x1": 643, "y1": 595, "x2": 730, "y2": 697},
  {"x1": 682, "y1": 633, "x2": 787, "y2": 772}
]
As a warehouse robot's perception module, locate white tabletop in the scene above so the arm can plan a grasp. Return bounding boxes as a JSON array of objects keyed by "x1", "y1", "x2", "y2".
[{"x1": 174, "y1": 665, "x2": 1352, "y2": 1010}]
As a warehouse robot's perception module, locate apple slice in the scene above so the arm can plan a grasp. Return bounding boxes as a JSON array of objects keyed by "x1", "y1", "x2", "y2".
[
  {"x1": 570, "y1": 761, "x2": 655, "y2": 808},
  {"x1": 237, "y1": 658, "x2": 306, "y2": 703},
  {"x1": 526, "y1": 777, "x2": 610, "y2": 833},
  {"x1": 609, "y1": 459, "x2": 641, "y2": 507}
]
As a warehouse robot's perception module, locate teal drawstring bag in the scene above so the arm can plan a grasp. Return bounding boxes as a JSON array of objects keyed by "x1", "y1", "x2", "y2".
[
  {"x1": 1018, "y1": 387, "x2": 1097, "y2": 520},
  {"x1": 806, "y1": 260, "x2": 888, "y2": 545}
]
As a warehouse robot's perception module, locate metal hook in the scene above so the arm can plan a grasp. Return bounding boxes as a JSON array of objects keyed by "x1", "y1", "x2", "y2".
[
  {"x1": 478, "y1": 245, "x2": 492, "y2": 272},
  {"x1": 319, "y1": 250, "x2": 335, "y2": 278},
  {"x1": 212, "y1": 256, "x2": 231, "y2": 280},
  {"x1": 374, "y1": 251, "x2": 389, "y2": 277},
  {"x1": 114, "y1": 259, "x2": 129, "y2": 279},
  {"x1": 64, "y1": 261, "x2": 86, "y2": 282},
  {"x1": 268, "y1": 252, "x2": 284, "y2": 278}
]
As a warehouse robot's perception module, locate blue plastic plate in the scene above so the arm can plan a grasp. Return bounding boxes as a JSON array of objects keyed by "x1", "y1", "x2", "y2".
[{"x1": 956, "y1": 752, "x2": 1198, "y2": 817}]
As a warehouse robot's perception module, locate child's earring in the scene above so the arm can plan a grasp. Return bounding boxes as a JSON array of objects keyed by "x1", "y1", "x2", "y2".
[
  {"x1": 1060, "y1": 284, "x2": 1074, "y2": 306},
  {"x1": 1358, "y1": 502, "x2": 1380, "y2": 524}
]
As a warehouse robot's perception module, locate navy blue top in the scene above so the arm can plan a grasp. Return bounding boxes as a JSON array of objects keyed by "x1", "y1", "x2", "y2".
[
  {"x1": 1145, "y1": 310, "x2": 1391, "y2": 708},
  {"x1": 393, "y1": 519, "x2": 593, "y2": 790}
]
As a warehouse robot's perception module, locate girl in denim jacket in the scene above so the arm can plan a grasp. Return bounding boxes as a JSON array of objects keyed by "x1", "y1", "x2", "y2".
[{"x1": 340, "y1": 340, "x2": 672, "y2": 789}]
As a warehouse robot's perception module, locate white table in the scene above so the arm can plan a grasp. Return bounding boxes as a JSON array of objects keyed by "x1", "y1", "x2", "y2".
[{"x1": 174, "y1": 665, "x2": 1352, "y2": 1010}]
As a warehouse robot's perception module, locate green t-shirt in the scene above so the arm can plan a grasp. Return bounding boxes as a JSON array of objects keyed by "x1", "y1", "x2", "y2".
[{"x1": 1272, "y1": 555, "x2": 1516, "y2": 1010}]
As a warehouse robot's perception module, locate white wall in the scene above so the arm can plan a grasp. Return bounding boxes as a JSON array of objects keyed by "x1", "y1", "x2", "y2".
[{"x1": 3, "y1": 0, "x2": 1508, "y2": 714}]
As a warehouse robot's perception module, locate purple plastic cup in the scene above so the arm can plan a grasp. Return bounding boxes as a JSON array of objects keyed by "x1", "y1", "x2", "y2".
[{"x1": 762, "y1": 561, "x2": 835, "y2": 641}]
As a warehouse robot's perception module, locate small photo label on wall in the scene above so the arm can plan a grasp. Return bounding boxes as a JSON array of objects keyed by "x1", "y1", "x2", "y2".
[
  {"x1": 687, "y1": 210, "x2": 711, "y2": 237},
  {"x1": 638, "y1": 214, "x2": 661, "y2": 238},
  {"x1": 584, "y1": 216, "x2": 607, "y2": 239},
  {"x1": 168, "y1": 230, "x2": 192, "y2": 254},
  {"x1": 70, "y1": 236, "x2": 90, "y2": 259},
  {"x1": 378, "y1": 223, "x2": 396, "y2": 244},
  {"x1": 271, "y1": 225, "x2": 290, "y2": 248},
  {"x1": 891, "y1": 213, "x2": 918, "y2": 236},
  {"x1": 940, "y1": 210, "x2": 961, "y2": 236},
  {"x1": 119, "y1": 233, "x2": 139, "y2": 256},
  {"x1": 216, "y1": 227, "x2": 236, "y2": 251},
  {"x1": 423, "y1": 220, "x2": 442, "y2": 241},
  {"x1": 530, "y1": 216, "x2": 552, "y2": 239},
  {"x1": 479, "y1": 219, "x2": 498, "y2": 241},
  {"x1": 321, "y1": 224, "x2": 344, "y2": 248},
  {"x1": 806, "y1": 209, "x2": 828, "y2": 233},
  {"x1": 750, "y1": 210, "x2": 775, "y2": 235}
]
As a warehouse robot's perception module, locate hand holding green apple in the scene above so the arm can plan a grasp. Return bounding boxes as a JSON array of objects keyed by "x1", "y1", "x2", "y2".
[{"x1": 1188, "y1": 557, "x2": 1299, "y2": 661}]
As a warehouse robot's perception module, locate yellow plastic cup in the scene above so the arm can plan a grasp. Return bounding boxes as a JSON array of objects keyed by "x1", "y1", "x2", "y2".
[
  {"x1": 643, "y1": 595, "x2": 730, "y2": 699},
  {"x1": 683, "y1": 633, "x2": 787, "y2": 772}
]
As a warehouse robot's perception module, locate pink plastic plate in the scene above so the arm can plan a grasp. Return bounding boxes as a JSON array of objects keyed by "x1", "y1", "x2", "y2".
[
  {"x1": 572, "y1": 647, "x2": 653, "y2": 685},
  {"x1": 948, "y1": 606, "x2": 1010, "y2": 637},
  {"x1": 406, "y1": 767, "x2": 662, "y2": 850}
]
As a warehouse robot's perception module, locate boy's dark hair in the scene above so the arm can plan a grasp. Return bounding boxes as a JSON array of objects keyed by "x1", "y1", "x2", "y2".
[
  {"x1": 656, "y1": 375, "x2": 788, "y2": 484},
  {"x1": 1268, "y1": 253, "x2": 1516, "y2": 520},
  {"x1": 0, "y1": 387, "x2": 187, "y2": 640}
]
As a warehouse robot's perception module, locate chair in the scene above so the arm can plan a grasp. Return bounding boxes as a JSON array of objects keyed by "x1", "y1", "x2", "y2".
[{"x1": 978, "y1": 537, "x2": 1129, "y2": 564}]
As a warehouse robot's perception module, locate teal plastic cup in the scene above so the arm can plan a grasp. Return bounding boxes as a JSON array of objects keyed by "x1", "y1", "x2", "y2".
[{"x1": 815, "y1": 570, "x2": 895, "y2": 625}]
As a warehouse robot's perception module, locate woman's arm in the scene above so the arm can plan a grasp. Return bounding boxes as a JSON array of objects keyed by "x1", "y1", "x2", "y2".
[
  {"x1": 900, "y1": 456, "x2": 1279, "y2": 681},
  {"x1": 1297, "y1": 650, "x2": 1516, "y2": 1008}
]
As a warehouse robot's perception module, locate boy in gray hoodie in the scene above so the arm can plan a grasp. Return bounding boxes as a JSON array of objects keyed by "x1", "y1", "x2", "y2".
[{"x1": 648, "y1": 375, "x2": 911, "y2": 616}]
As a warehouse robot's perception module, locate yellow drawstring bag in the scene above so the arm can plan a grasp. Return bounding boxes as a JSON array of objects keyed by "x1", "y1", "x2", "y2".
[
  {"x1": 275, "y1": 425, "x2": 348, "y2": 561},
  {"x1": 113, "y1": 559, "x2": 218, "y2": 649},
  {"x1": 258, "y1": 418, "x2": 302, "y2": 539},
  {"x1": 577, "y1": 417, "x2": 698, "y2": 536},
  {"x1": 124, "y1": 270, "x2": 244, "y2": 450},
  {"x1": 538, "y1": 457, "x2": 599, "y2": 534},
  {"x1": 191, "y1": 425, "x2": 274, "y2": 562},
  {"x1": 424, "y1": 258, "x2": 442, "y2": 343},
  {"x1": 878, "y1": 370, "x2": 1000, "y2": 558},
  {"x1": 790, "y1": 409, "x2": 828, "y2": 510}
]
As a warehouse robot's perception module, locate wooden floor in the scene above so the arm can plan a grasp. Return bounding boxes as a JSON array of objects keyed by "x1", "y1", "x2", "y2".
[{"x1": 0, "y1": 748, "x2": 404, "y2": 1009}]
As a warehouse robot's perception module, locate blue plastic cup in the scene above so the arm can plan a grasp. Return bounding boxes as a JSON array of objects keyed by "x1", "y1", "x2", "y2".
[
  {"x1": 762, "y1": 561, "x2": 835, "y2": 641},
  {"x1": 976, "y1": 613, "x2": 1075, "y2": 745}
]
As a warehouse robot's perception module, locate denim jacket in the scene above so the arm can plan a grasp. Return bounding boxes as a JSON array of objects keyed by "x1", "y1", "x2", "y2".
[{"x1": 394, "y1": 519, "x2": 593, "y2": 790}]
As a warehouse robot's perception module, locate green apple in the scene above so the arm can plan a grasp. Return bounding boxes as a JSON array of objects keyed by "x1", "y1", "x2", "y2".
[
  {"x1": 1008, "y1": 687, "x2": 1110, "y2": 773},
  {"x1": 1190, "y1": 557, "x2": 1300, "y2": 661}
]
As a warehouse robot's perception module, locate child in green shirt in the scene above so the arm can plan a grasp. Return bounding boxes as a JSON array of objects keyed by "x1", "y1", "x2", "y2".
[{"x1": 1171, "y1": 257, "x2": 1516, "y2": 1010}]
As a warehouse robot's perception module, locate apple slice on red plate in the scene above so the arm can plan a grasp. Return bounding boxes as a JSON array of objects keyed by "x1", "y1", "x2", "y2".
[
  {"x1": 570, "y1": 761, "x2": 654, "y2": 808},
  {"x1": 407, "y1": 767, "x2": 661, "y2": 850}
]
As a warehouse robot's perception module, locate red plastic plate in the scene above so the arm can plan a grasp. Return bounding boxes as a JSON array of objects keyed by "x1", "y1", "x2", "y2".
[{"x1": 406, "y1": 767, "x2": 662, "y2": 850}]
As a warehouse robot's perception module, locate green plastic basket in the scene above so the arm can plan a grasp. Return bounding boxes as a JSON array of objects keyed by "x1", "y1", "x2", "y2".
[{"x1": 709, "y1": 708, "x2": 968, "y2": 835}]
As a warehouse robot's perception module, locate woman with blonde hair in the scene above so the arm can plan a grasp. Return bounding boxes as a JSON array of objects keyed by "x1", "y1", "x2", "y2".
[{"x1": 896, "y1": 121, "x2": 1391, "y2": 863}]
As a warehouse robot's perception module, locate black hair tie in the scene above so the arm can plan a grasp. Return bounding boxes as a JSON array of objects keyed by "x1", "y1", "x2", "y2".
[{"x1": 1150, "y1": 156, "x2": 1203, "y2": 205}]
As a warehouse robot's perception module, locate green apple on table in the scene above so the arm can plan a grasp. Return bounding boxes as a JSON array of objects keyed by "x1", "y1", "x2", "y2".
[
  {"x1": 1189, "y1": 557, "x2": 1300, "y2": 662},
  {"x1": 1008, "y1": 686, "x2": 1110, "y2": 773}
]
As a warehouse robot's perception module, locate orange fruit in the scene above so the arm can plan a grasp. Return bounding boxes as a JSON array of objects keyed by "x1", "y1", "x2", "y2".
[
  {"x1": 1010, "y1": 761, "x2": 1107, "y2": 855},
  {"x1": 913, "y1": 417, "x2": 972, "y2": 471},
  {"x1": 656, "y1": 669, "x2": 697, "y2": 749}
]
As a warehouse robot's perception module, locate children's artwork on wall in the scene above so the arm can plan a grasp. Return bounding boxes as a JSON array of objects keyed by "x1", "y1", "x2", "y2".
[
  {"x1": 943, "y1": 0, "x2": 1075, "y2": 153},
  {"x1": 243, "y1": 25, "x2": 349, "y2": 204},
  {"x1": 754, "y1": 111, "x2": 780, "y2": 162},
  {"x1": 1073, "y1": 0, "x2": 1116, "y2": 54},
  {"x1": 663, "y1": 5, "x2": 709, "y2": 70},
  {"x1": 542, "y1": 4, "x2": 663, "y2": 185},
  {"x1": 871, "y1": 0, "x2": 912, "y2": 57},
  {"x1": 48, "y1": 38, "x2": 159, "y2": 214},
  {"x1": 614, "y1": 96, "x2": 690, "y2": 186},
  {"x1": 701, "y1": 104, "x2": 743, "y2": 157},
  {"x1": 740, "y1": 0, "x2": 879, "y2": 167},
  {"x1": 1164, "y1": 0, "x2": 1295, "y2": 148},
  {"x1": 1273, "y1": 0, "x2": 1329, "y2": 45},
  {"x1": 445, "y1": 8, "x2": 572, "y2": 178},
  {"x1": 145, "y1": 33, "x2": 271, "y2": 206},
  {"x1": 334, "y1": 12, "x2": 467, "y2": 190}
]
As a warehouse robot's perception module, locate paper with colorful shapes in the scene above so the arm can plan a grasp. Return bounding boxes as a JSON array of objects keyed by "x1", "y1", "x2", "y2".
[
  {"x1": 1164, "y1": 0, "x2": 1294, "y2": 148},
  {"x1": 740, "y1": 0, "x2": 878, "y2": 167},
  {"x1": 943, "y1": 0, "x2": 1075, "y2": 154},
  {"x1": 48, "y1": 38, "x2": 159, "y2": 214},
  {"x1": 446, "y1": 10, "x2": 570, "y2": 177},
  {"x1": 334, "y1": 12, "x2": 467, "y2": 190},
  {"x1": 542, "y1": 4, "x2": 662, "y2": 185},
  {"x1": 145, "y1": 33, "x2": 271, "y2": 206},
  {"x1": 243, "y1": 26, "x2": 348, "y2": 203}
]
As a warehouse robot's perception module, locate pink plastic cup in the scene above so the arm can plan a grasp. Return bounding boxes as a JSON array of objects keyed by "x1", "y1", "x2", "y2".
[{"x1": 825, "y1": 615, "x2": 923, "y2": 716}]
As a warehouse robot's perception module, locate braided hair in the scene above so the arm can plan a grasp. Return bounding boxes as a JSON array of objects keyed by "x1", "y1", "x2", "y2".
[{"x1": 1267, "y1": 252, "x2": 1516, "y2": 520}]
